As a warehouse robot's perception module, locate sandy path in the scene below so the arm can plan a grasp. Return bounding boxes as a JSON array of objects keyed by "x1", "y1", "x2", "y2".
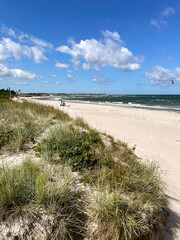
[{"x1": 29, "y1": 98, "x2": 180, "y2": 239}]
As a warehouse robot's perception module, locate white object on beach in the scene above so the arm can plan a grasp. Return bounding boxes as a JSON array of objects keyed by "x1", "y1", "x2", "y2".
[{"x1": 59, "y1": 99, "x2": 65, "y2": 106}]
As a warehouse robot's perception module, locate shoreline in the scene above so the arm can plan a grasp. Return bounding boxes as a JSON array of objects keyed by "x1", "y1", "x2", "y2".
[
  {"x1": 24, "y1": 97, "x2": 180, "y2": 239},
  {"x1": 31, "y1": 96, "x2": 180, "y2": 114}
]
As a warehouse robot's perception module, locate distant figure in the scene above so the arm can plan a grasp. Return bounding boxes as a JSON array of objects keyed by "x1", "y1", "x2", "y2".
[{"x1": 59, "y1": 100, "x2": 65, "y2": 106}]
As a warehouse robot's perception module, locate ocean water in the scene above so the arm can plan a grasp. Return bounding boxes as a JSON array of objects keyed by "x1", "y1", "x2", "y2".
[{"x1": 35, "y1": 95, "x2": 180, "y2": 113}]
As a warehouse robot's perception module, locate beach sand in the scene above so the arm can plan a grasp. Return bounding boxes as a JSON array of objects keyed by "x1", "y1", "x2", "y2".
[{"x1": 28, "y1": 98, "x2": 180, "y2": 239}]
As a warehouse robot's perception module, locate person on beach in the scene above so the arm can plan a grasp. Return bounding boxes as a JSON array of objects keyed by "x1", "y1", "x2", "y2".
[{"x1": 59, "y1": 99, "x2": 65, "y2": 106}]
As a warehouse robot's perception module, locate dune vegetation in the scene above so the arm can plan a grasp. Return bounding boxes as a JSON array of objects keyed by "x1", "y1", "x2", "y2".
[{"x1": 0, "y1": 93, "x2": 168, "y2": 239}]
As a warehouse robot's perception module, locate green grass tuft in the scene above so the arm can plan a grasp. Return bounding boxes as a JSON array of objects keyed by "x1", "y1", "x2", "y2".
[
  {"x1": 0, "y1": 159, "x2": 87, "y2": 239},
  {"x1": 0, "y1": 100, "x2": 70, "y2": 151}
]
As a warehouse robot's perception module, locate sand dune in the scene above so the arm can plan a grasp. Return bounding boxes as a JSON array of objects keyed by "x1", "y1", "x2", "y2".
[{"x1": 28, "y1": 98, "x2": 180, "y2": 239}]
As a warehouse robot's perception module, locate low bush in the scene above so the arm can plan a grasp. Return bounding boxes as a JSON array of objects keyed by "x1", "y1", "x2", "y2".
[
  {"x1": 0, "y1": 129, "x2": 14, "y2": 149},
  {"x1": 34, "y1": 122, "x2": 102, "y2": 170}
]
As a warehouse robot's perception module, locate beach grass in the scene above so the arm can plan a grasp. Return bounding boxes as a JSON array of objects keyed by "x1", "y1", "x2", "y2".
[
  {"x1": 0, "y1": 99, "x2": 70, "y2": 151},
  {"x1": 0, "y1": 159, "x2": 87, "y2": 239},
  {"x1": 0, "y1": 97, "x2": 168, "y2": 239}
]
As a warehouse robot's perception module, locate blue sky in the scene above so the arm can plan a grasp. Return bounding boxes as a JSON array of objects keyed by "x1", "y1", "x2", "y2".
[{"x1": 0, "y1": 0, "x2": 180, "y2": 94}]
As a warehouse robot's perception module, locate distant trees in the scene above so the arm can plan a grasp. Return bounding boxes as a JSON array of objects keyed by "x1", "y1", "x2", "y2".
[{"x1": 0, "y1": 89, "x2": 17, "y2": 101}]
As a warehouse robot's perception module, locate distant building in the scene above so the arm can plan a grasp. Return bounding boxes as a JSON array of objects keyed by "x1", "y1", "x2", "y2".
[{"x1": 16, "y1": 90, "x2": 21, "y2": 95}]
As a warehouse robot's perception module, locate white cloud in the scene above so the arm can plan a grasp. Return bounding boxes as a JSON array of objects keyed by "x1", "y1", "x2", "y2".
[
  {"x1": 31, "y1": 46, "x2": 48, "y2": 63},
  {"x1": 150, "y1": 6, "x2": 175, "y2": 28},
  {"x1": 71, "y1": 58, "x2": 81, "y2": 70},
  {"x1": 55, "y1": 81, "x2": 61, "y2": 85},
  {"x1": 118, "y1": 63, "x2": 141, "y2": 72},
  {"x1": 1, "y1": 25, "x2": 16, "y2": 38},
  {"x1": 150, "y1": 19, "x2": 159, "y2": 27},
  {"x1": 150, "y1": 19, "x2": 166, "y2": 27},
  {"x1": 0, "y1": 64, "x2": 37, "y2": 79},
  {"x1": 57, "y1": 45, "x2": 72, "y2": 54},
  {"x1": 1, "y1": 25, "x2": 53, "y2": 49},
  {"x1": 45, "y1": 81, "x2": 49, "y2": 84},
  {"x1": 67, "y1": 74, "x2": 76, "y2": 83},
  {"x1": 0, "y1": 25, "x2": 52, "y2": 63},
  {"x1": 0, "y1": 37, "x2": 48, "y2": 63},
  {"x1": 56, "y1": 30, "x2": 142, "y2": 72},
  {"x1": 0, "y1": 43, "x2": 10, "y2": 62},
  {"x1": 144, "y1": 65, "x2": 180, "y2": 86},
  {"x1": 93, "y1": 75, "x2": 113, "y2": 85},
  {"x1": 55, "y1": 62, "x2": 68, "y2": 69},
  {"x1": 1, "y1": 38, "x2": 29, "y2": 60},
  {"x1": 50, "y1": 74, "x2": 57, "y2": 78},
  {"x1": 82, "y1": 63, "x2": 91, "y2": 70},
  {"x1": 101, "y1": 30, "x2": 121, "y2": 42},
  {"x1": 162, "y1": 7, "x2": 175, "y2": 17},
  {"x1": 27, "y1": 35, "x2": 53, "y2": 49}
]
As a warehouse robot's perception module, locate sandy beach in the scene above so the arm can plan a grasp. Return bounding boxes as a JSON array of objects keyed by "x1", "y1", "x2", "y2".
[{"x1": 28, "y1": 98, "x2": 180, "y2": 239}]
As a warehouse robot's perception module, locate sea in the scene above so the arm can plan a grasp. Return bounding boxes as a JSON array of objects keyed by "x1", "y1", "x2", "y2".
[{"x1": 35, "y1": 95, "x2": 180, "y2": 113}]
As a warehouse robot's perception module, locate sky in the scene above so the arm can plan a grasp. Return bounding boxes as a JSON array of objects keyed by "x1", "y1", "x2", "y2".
[{"x1": 0, "y1": 0, "x2": 180, "y2": 94}]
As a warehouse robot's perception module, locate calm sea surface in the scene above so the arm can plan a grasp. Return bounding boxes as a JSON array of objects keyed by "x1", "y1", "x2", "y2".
[{"x1": 35, "y1": 95, "x2": 180, "y2": 113}]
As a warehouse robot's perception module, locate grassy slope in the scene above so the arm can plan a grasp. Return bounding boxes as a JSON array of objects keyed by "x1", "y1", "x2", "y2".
[
  {"x1": 0, "y1": 99, "x2": 70, "y2": 151},
  {"x1": 0, "y1": 98, "x2": 168, "y2": 240}
]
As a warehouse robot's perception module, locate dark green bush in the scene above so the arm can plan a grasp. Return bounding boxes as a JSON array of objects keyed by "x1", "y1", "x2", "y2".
[
  {"x1": 0, "y1": 129, "x2": 14, "y2": 149},
  {"x1": 34, "y1": 127, "x2": 102, "y2": 170}
]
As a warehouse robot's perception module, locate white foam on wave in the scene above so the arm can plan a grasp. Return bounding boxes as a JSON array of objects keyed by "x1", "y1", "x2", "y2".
[
  {"x1": 67, "y1": 99, "x2": 180, "y2": 112},
  {"x1": 35, "y1": 97, "x2": 180, "y2": 113}
]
